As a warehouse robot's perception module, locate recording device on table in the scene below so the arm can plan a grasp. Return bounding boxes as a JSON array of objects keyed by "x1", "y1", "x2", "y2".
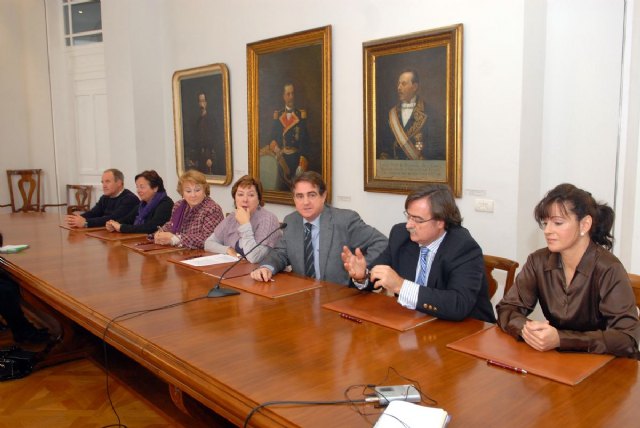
[
  {"x1": 366, "y1": 385, "x2": 421, "y2": 406},
  {"x1": 206, "y1": 223, "x2": 287, "y2": 298}
]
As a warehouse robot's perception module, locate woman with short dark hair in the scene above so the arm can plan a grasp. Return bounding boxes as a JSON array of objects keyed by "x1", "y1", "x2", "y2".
[
  {"x1": 497, "y1": 183, "x2": 640, "y2": 358},
  {"x1": 204, "y1": 175, "x2": 281, "y2": 263},
  {"x1": 106, "y1": 170, "x2": 173, "y2": 234}
]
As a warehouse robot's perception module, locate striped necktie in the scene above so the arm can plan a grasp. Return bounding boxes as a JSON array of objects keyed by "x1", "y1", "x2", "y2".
[
  {"x1": 415, "y1": 246, "x2": 430, "y2": 286},
  {"x1": 304, "y1": 223, "x2": 316, "y2": 279}
]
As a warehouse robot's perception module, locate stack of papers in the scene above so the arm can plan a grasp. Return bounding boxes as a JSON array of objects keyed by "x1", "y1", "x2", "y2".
[
  {"x1": 181, "y1": 254, "x2": 239, "y2": 267},
  {"x1": 0, "y1": 244, "x2": 29, "y2": 254},
  {"x1": 374, "y1": 400, "x2": 450, "y2": 428}
]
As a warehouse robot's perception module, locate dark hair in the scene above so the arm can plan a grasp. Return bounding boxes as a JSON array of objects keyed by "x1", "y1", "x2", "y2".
[
  {"x1": 534, "y1": 183, "x2": 615, "y2": 250},
  {"x1": 283, "y1": 82, "x2": 294, "y2": 92},
  {"x1": 177, "y1": 169, "x2": 210, "y2": 196},
  {"x1": 400, "y1": 68, "x2": 420, "y2": 85},
  {"x1": 405, "y1": 184, "x2": 461, "y2": 229},
  {"x1": 232, "y1": 175, "x2": 265, "y2": 207},
  {"x1": 291, "y1": 171, "x2": 326, "y2": 195},
  {"x1": 135, "y1": 170, "x2": 165, "y2": 192},
  {"x1": 104, "y1": 168, "x2": 124, "y2": 183}
]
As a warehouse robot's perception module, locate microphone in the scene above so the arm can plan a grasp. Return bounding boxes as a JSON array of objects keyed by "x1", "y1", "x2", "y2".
[{"x1": 207, "y1": 223, "x2": 287, "y2": 298}]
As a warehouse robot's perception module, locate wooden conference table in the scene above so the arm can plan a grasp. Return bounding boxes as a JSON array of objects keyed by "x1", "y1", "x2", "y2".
[{"x1": 1, "y1": 213, "x2": 638, "y2": 427}]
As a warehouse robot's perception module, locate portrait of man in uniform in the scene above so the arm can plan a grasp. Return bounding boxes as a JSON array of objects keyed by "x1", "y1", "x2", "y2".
[
  {"x1": 248, "y1": 26, "x2": 332, "y2": 205},
  {"x1": 364, "y1": 25, "x2": 462, "y2": 196},
  {"x1": 259, "y1": 82, "x2": 310, "y2": 191}
]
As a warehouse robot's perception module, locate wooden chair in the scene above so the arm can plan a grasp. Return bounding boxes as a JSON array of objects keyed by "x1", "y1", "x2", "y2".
[
  {"x1": 0, "y1": 169, "x2": 43, "y2": 212},
  {"x1": 484, "y1": 254, "x2": 519, "y2": 299},
  {"x1": 628, "y1": 273, "x2": 640, "y2": 308},
  {"x1": 66, "y1": 184, "x2": 93, "y2": 214}
]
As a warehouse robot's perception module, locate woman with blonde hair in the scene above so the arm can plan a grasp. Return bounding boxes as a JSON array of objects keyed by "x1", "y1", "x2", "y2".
[{"x1": 155, "y1": 170, "x2": 223, "y2": 249}]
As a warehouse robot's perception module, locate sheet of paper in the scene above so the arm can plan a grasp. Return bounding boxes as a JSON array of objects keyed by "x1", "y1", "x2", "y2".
[
  {"x1": 374, "y1": 400, "x2": 449, "y2": 428},
  {"x1": 0, "y1": 244, "x2": 29, "y2": 254},
  {"x1": 181, "y1": 254, "x2": 239, "y2": 266}
]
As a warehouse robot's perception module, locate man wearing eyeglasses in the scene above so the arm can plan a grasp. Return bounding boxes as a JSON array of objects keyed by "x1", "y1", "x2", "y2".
[
  {"x1": 342, "y1": 184, "x2": 495, "y2": 322},
  {"x1": 251, "y1": 171, "x2": 387, "y2": 285}
]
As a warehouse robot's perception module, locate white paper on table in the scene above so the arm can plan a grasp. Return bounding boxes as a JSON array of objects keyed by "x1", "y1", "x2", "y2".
[
  {"x1": 181, "y1": 254, "x2": 239, "y2": 266},
  {"x1": 0, "y1": 244, "x2": 29, "y2": 254},
  {"x1": 374, "y1": 400, "x2": 450, "y2": 428}
]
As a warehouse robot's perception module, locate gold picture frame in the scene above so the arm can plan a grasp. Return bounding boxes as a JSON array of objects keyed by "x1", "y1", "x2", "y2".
[
  {"x1": 247, "y1": 26, "x2": 332, "y2": 205},
  {"x1": 364, "y1": 24, "x2": 463, "y2": 196},
  {"x1": 172, "y1": 63, "x2": 232, "y2": 185}
]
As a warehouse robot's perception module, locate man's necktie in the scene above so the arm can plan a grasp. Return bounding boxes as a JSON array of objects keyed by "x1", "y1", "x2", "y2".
[
  {"x1": 304, "y1": 223, "x2": 316, "y2": 279},
  {"x1": 415, "y1": 246, "x2": 430, "y2": 286}
]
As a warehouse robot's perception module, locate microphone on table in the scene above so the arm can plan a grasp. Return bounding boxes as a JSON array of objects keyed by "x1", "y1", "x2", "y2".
[{"x1": 207, "y1": 223, "x2": 287, "y2": 298}]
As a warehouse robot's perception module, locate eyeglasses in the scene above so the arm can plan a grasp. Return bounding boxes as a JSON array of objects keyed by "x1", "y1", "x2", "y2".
[{"x1": 404, "y1": 211, "x2": 435, "y2": 224}]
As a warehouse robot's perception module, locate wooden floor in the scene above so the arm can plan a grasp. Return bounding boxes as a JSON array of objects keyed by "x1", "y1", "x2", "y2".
[{"x1": 0, "y1": 329, "x2": 234, "y2": 428}]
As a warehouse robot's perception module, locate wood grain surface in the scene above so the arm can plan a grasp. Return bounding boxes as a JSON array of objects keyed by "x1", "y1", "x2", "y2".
[{"x1": 1, "y1": 212, "x2": 639, "y2": 427}]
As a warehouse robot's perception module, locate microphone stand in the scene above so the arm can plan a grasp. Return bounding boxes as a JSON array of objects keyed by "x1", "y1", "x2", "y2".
[{"x1": 207, "y1": 223, "x2": 287, "y2": 298}]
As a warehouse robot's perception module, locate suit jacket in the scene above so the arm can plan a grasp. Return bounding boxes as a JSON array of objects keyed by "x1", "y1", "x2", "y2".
[
  {"x1": 261, "y1": 205, "x2": 388, "y2": 285},
  {"x1": 370, "y1": 223, "x2": 495, "y2": 323}
]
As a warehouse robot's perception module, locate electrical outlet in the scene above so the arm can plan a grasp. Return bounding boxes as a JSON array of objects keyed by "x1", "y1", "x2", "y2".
[{"x1": 474, "y1": 198, "x2": 494, "y2": 213}]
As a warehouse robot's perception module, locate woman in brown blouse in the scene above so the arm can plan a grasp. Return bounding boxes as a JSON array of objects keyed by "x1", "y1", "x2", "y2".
[{"x1": 497, "y1": 183, "x2": 639, "y2": 358}]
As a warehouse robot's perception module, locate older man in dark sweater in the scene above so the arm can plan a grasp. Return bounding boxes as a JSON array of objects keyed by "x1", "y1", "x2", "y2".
[{"x1": 65, "y1": 168, "x2": 139, "y2": 228}]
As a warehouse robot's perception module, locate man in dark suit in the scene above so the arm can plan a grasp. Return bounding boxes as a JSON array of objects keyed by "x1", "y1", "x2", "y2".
[
  {"x1": 342, "y1": 184, "x2": 495, "y2": 322},
  {"x1": 251, "y1": 171, "x2": 387, "y2": 285}
]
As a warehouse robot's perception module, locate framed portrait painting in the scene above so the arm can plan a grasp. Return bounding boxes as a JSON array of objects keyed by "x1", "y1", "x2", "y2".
[
  {"x1": 248, "y1": 26, "x2": 332, "y2": 205},
  {"x1": 172, "y1": 63, "x2": 232, "y2": 185},
  {"x1": 364, "y1": 24, "x2": 463, "y2": 196}
]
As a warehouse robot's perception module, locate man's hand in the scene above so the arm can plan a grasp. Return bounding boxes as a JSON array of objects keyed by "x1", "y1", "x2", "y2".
[
  {"x1": 341, "y1": 246, "x2": 367, "y2": 280},
  {"x1": 521, "y1": 320, "x2": 560, "y2": 352},
  {"x1": 250, "y1": 267, "x2": 273, "y2": 282},
  {"x1": 66, "y1": 214, "x2": 86, "y2": 228},
  {"x1": 105, "y1": 220, "x2": 121, "y2": 232},
  {"x1": 369, "y1": 265, "x2": 404, "y2": 294}
]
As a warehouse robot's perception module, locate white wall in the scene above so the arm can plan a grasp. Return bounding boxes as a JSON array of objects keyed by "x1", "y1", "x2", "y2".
[
  {"x1": 3, "y1": 0, "x2": 639, "y2": 282},
  {"x1": 0, "y1": 0, "x2": 59, "y2": 209}
]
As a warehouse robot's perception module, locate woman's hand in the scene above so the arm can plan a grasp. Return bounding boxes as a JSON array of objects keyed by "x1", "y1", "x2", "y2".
[
  {"x1": 235, "y1": 207, "x2": 251, "y2": 225},
  {"x1": 521, "y1": 320, "x2": 560, "y2": 351}
]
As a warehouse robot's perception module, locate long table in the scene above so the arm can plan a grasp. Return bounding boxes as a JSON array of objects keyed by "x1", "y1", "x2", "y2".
[{"x1": 1, "y1": 213, "x2": 638, "y2": 427}]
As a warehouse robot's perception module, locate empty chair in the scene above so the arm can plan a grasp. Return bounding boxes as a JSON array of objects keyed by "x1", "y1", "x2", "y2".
[
  {"x1": 629, "y1": 273, "x2": 640, "y2": 309},
  {"x1": 66, "y1": 184, "x2": 93, "y2": 214},
  {"x1": 484, "y1": 254, "x2": 519, "y2": 299},
  {"x1": 0, "y1": 169, "x2": 43, "y2": 213}
]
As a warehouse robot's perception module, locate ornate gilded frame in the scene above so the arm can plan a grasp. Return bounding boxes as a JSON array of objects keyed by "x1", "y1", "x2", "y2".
[
  {"x1": 247, "y1": 26, "x2": 332, "y2": 205},
  {"x1": 364, "y1": 24, "x2": 463, "y2": 196},
  {"x1": 172, "y1": 63, "x2": 232, "y2": 185}
]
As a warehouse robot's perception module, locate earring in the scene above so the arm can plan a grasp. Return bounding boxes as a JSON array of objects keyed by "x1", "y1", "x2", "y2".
[{"x1": 580, "y1": 232, "x2": 585, "y2": 236}]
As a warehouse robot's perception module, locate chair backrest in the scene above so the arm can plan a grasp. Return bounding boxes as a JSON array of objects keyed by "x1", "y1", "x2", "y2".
[
  {"x1": 66, "y1": 184, "x2": 93, "y2": 214},
  {"x1": 628, "y1": 273, "x2": 640, "y2": 308},
  {"x1": 484, "y1": 254, "x2": 519, "y2": 298},
  {"x1": 2, "y1": 169, "x2": 43, "y2": 213}
]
